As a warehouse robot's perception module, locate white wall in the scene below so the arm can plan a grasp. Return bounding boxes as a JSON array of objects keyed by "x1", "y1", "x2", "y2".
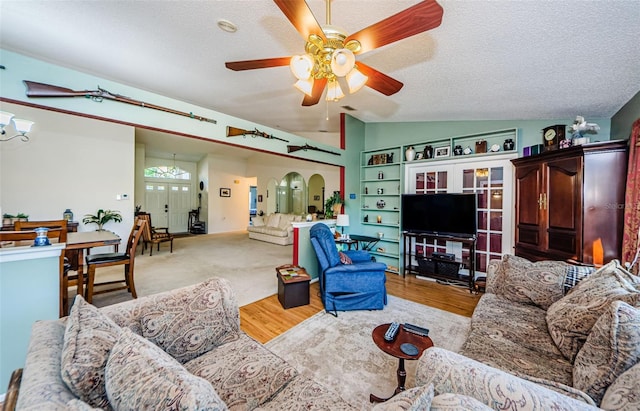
[
  {"x1": 0, "y1": 102, "x2": 135, "y2": 244},
  {"x1": 206, "y1": 154, "x2": 251, "y2": 233},
  {"x1": 246, "y1": 156, "x2": 341, "y2": 215}
]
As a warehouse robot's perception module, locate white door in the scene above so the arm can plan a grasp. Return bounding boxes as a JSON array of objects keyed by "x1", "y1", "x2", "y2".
[
  {"x1": 145, "y1": 182, "x2": 192, "y2": 232},
  {"x1": 145, "y1": 183, "x2": 169, "y2": 228},
  {"x1": 168, "y1": 183, "x2": 191, "y2": 232},
  {"x1": 404, "y1": 154, "x2": 516, "y2": 274}
]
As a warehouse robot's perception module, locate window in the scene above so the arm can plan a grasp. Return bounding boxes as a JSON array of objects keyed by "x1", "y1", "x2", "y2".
[{"x1": 144, "y1": 166, "x2": 190, "y2": 180}]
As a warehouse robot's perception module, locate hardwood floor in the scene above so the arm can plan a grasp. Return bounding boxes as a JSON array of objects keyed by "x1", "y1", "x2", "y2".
[{"x1": 240, "y1": 272, "x2": 481, "y2": 344}]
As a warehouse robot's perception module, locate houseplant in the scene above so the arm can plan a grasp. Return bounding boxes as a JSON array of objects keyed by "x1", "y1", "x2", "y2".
[
  {"x1": 324, "y1": 192, "x2": 344, "y2": 219},
  {"x1": 82, "y1": 209, "x2": 122, "y2": 231}
]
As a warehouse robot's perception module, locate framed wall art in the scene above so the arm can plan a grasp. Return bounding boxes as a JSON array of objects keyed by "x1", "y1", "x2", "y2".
[
  {"x1": 434, "y1": 146, "x2": 451, "y2": 158},
  {"x1": 220, "y1": 188, "x2": 231, "y2": 197}
]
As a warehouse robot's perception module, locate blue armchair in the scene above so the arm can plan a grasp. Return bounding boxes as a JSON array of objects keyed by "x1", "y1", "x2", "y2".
[{"x1": 309, "y1": 223, "x2": 387, "y2": 315}]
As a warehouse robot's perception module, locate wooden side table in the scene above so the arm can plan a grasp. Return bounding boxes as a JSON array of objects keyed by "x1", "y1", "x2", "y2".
[
  {"x1": 276, "y1": 264, "x2": 311, "y2": 309},
  {"x1": 370, "y1": 323, "x2": 434, "y2": 403}
]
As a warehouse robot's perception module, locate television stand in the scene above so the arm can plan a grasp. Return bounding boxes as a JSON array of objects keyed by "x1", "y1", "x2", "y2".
[{"x1": 403, "y1": 232, "x2": 477, "y2": 292}]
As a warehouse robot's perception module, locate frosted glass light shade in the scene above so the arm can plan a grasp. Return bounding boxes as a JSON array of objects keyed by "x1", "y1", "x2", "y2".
[
  {"x1": 290, "y1": 54, "x2": 314, "y2": 80},
  {"x1": 12, "y1": 119, "x2": 34, "y2": 134},
  {"x1": 294, "y1": 78, "x2": 314, "y2": 96},
  {"x1": 326, "y1": 80, "x2": 344, "y2": 102},
  {"x1": 346, "y1": 67, "x2": 368, "y2": 93},
  {"x1": 0, "y1": 111, "x2": 14, "y2": 128},
  {"x1": 330, "y1": 48, "x2": 355, "y2": 77},
  {"x1": 336, "y1": 214, "x2": 350, "y2": 227}
]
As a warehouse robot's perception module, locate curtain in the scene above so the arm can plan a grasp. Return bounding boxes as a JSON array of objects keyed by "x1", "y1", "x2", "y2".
[{"x1": 622, "y1": 118, "x2": 640, "y2": 273}]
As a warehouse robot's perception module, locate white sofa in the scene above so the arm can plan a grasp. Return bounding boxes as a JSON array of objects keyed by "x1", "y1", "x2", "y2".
[{"x1": 247, "y1": 213, "x2": 302, "y2": 245}]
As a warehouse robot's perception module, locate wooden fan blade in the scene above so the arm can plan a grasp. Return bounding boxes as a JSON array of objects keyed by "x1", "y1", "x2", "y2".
[
  {"x1": 357, "y1": 62, "x2": 404, "y2": 96},
  {"x1": 302, "y1": 78, "x2": 327, "y2": 106},
  {"x1": 346, "y1": 0, "x2": 443, "y2": 54},
  {"x1": 273, "y1": 0, "x2": 325, "y2": 41},
  {"x1": 225, "y1": 57, "x2": 292, "y2": 71}
]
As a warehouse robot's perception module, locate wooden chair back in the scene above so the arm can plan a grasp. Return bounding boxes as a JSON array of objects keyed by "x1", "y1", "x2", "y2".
[
  {"x1": 136, "y1": 213, "x2": 153, "y2": 242},
  {"x1": 14, "y1": 219, "x2": 68, "y2": 243}
]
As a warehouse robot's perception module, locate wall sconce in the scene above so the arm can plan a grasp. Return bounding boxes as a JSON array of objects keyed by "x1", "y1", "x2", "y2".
[{"x1": 0, "y1": 111, "x2": 34, "y2": 142}]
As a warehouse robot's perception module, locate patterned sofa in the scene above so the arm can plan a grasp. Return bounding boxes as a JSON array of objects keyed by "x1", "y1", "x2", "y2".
[
  {"x1": 416, "y1": 255, "x2": 640, "y2": 411},
  {"x1": 247, "y1": 213, "x2": 302, "y2": 245},
  {"x1": 13, "y1": 278, "x2": 357, "y2": 410}
]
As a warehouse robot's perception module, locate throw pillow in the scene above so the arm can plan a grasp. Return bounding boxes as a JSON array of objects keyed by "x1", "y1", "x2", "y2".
[
  {"x1": 372, "y1": 384, "x2": 434, "y2": 410},
  {"x1": 61, "y1": 295, "x2": 122, "y2": 409},
  {"x1": 105, "y1": 328, "x2": 227, "y2": 411},
  {"x1": 251, "y1": 216, "x2": 265, "y2": 227},
  {"x1": 339, "y1": 251, "x2": 352, "y2": 265},
  {"x1": 564, "y1": 264, "x2": 597, "y2": 295},
  {"x1": 573, "y1": 301, "x2": 640, "y2": 405},
  {"x1": 600, "y1": 361, "x2": 640, "y2": 411},
  {"x1": 547, "y1": 260, "x2": 640, "y2": 362},
  {"x1": 66, "y1": 399, "x2": 104, "y2": 410},
  {"x1": 431, "y1": 393, "x2": 494, "y2": 410},
  {"x1": 140, "y1": 277, "x2": 240, "y2": 363},
  {"x1": 266, "y1": 213, "x2": 281, "y2": 228},
  {"x1": 501, "y1": 254, "x2": 568, "y2": 309}
]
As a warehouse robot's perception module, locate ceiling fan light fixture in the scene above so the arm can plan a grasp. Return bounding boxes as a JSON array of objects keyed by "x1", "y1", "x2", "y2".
[
  {"x1": 330, "y1": 48, "x2": 355, "y2": 77},
  {"x1": 346, "y1": 67, "x2": 368, "y2": 94},
  {"x1": 326, "y1": 80, "x2": 344, "y2": 102},
  {"x1": 294, "y1": 78, "x2": 314, "y2": 97},
  {"x1": 290, "y1": 54, "x2": 314, "y2": 80}
]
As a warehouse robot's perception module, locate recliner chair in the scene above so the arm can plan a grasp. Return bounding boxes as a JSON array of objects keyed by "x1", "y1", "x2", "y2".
[{"x1": 309, "y1": 223, "x2": 387, "y2": 315}]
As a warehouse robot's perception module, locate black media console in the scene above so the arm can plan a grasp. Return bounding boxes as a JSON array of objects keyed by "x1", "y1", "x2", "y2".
[{"x1": 403, "y1": 231, "x2": 477, "y2": 292}]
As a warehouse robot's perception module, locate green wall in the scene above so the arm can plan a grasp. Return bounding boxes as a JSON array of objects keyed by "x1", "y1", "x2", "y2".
[
  {"x1": 611, "y1": 90, "x2": 640, "y2": 140},
  {"x1": 362, "y1": 118, "x2": 613, "y2": 154}
]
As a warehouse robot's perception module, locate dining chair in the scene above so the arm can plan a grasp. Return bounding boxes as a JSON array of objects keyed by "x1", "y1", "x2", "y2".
[
  {"x1": 0, "y1": 227, "x2": 69, "y2": 317},
  {"x1": 137, "y1": 212, "x2": 174, "y2": 256},
  {"x1": 84, "y1": 218, "x2": 146, "y2": 303}
]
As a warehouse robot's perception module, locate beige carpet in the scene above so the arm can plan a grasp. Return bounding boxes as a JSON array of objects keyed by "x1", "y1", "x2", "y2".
[
  {"x1": 265, "y1": 295, "x2": 471, "y2": 410},
  {"x1": 81, "y1": 231, "x2": 293, "y2": 308}
]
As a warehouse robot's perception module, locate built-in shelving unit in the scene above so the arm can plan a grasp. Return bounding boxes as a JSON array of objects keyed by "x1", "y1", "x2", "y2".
[
  {"x1": 360, "y1": 146, "x2": 402, "y2": 272},
  {"x1": 359, "y1": 128, "x2": 519, "y2": 276}
]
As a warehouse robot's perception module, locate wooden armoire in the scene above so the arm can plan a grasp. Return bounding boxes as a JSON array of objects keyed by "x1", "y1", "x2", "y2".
[{"x1": 511, "y1": 140, "x2": 628, "y2": 264}]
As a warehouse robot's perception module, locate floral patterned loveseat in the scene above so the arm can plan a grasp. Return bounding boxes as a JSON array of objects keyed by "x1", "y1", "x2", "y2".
[
  {"x1": 13, "y1": 277, "x2": 356, "y2": 410},
  {"x1": 416, "y1": 255, "x2": 640, "y2": 411}
]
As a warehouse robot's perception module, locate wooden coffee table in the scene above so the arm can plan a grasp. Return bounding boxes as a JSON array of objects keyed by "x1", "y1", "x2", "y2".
[{"x1": 369, "y1": 323, "x2": 434, "y2": 403}]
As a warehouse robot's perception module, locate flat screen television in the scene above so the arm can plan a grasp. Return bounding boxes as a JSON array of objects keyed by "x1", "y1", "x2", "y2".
[{"x1": 401, "y1": 193, "x2": 477, "y2": 237}]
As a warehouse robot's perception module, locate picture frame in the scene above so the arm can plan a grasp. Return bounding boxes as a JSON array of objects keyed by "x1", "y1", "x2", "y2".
[
  {"x1": 313, "y1": 195, "x2": 320, "y2": 201},
  {"x1": 434, "y1": 146, "x2": 451, "y2": 158},
  {"x1": 220, "y1": 188, "x2": 231, "y2": 197},
  {"x1": 257, "y1": 194, "x2": 263, "y2": 202}
]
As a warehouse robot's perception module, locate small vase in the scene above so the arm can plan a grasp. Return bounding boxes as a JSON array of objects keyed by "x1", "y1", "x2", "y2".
[
  {"x1": 503, "y1": 138, "x2": 515, "y2": 151},
  {"x1": 63, "y1": 209, "x2": 74, "y2": 221},
  {"x1": 405, "y1": 146, "x2": 416, "y2": 162}
]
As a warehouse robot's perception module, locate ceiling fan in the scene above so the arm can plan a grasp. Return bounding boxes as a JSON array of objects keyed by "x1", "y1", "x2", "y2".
[{"x1": 225, "y1": 0, "x2": 443, "y2": 106}]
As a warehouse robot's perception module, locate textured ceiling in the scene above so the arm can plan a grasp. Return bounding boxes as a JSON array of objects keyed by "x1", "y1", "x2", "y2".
[{"x1": 1, "y1": 0, "x2": 639, "y2": 143}]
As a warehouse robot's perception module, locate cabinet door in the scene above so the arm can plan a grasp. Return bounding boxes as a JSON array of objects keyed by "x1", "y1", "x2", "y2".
[
  {"x1": 545, "y1": 156, "x2": 582, "y2": 258},
  {"x1": 515, "y1": 163, "x2": 544, "y2": 251}
]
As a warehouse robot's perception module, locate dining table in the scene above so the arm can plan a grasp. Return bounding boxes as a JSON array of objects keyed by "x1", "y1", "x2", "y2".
[{"x1": 64, "y1": 230, "x2": 120, "y2": 315}]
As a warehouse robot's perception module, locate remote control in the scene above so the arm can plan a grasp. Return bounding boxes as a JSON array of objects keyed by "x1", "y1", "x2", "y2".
[
  {"x1": 402, "y1": 323, "x2": 430, "y2": 337},
  {"x1": 384, "y1": 322, "x2": 400, "y2": 342}
]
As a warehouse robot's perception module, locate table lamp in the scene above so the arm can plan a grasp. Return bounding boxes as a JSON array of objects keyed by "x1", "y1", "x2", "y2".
[{"x1": 336, "y1": 214, "x2": 350, "y2": 238}]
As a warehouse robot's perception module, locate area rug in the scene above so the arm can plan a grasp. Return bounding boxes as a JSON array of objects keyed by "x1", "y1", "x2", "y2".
[{"x1": 265, "y1": 295, "x2": 471, "y2": 410}]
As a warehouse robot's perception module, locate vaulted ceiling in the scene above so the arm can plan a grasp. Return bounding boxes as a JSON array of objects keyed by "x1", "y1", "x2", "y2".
[{"x1": 1, "y1": 0, "x2": 639, "y2": 146}]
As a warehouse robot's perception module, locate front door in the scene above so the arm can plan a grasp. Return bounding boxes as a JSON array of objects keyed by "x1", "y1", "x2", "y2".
[{"x1": 145, "y1": 182, "x2": 192, "y2": 233}]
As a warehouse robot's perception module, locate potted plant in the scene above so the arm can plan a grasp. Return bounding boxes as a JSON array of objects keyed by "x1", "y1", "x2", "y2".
[
  {"x1": 82, "y1": 209, "x2": 123, "y2": 231},
  {"x1": 324, "y1": 191, "x2": 344, "y2": 219},
  {"x1": 16, "y1": 213, "x2": 29, "y2": 222},
  {"x1": 2, "y1": 213, "x2": 15, "y2": 226}
]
